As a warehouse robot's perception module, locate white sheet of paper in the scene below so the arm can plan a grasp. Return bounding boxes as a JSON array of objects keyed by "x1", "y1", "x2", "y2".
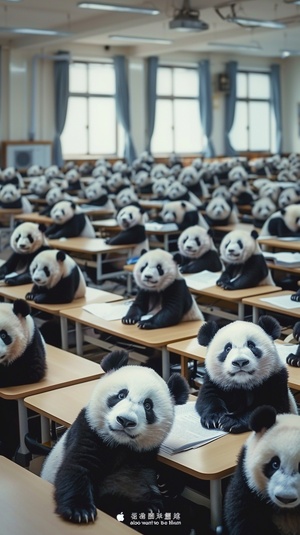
[
  {"x1": 260, "y1": 295, "x2": 300, "y2": 309},
  {"x1": 185, "y1": 270, "x2": 220, "y2": 291},
  {"x1": 82, "y1": 301, "x2": 132, "y2": 321}
]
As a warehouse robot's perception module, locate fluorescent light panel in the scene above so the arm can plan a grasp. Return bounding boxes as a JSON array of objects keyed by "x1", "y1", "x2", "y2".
[
  {"x1": 281, "y1": 49, "x2": 300, "y2": 57},
  {"x1": 227, "y1": 17, "x2": 286, "y2": 29},
  {"x1": 0, "y1": 27, "x2": 71, "y2": 36},
  {"x1": 209, "y1": 41, "x2": 261, "y2": 51},
  {"x1": 109, "y1": 35, "x2": 172, "y2": 44},
  {"x1": 77, "y1": 2, "x2": 160, "y2": 15}
]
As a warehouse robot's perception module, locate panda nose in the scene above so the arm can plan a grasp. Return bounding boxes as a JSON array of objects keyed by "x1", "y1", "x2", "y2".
[
  {"x1": 275, "y1": 495, "x2": 297, "y2": 505},
  {"x1": 116, "y1": 416, "x2": 136, "y2": 428},
  {"x1": 144, "y1": 274, "x2": 153, "y2": 280},
  {"x1": 232, "y1": 358, "x2": 249, "y2": 368}
]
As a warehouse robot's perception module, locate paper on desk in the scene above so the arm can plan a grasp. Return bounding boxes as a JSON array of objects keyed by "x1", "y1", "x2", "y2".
[
  {"x1": 145, "y1": 222, "x2": 178, "y2": 231},
  {"x1": 83, "y1": 301, "x2": 132, "y2": 320},
  {"x1": 275, "y1": 343, "x2": 299, "y2": 365},
  {"x1": 185, "y1": 270, "x2": 220, "y2": 291},
  {"x1": 260, "y1": 295, "x2": 300, "y2": 310}
]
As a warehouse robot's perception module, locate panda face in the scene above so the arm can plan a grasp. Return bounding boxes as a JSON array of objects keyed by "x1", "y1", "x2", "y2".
[
  {"x1": 206, "y1": 197, "x2": 231, "y2": 221},
  {"x1": 134, "y1": 249, "x2": 178, "y2": 292},
  {"x1": 45, "y1": 165, "x2": 60, "y2": 178},
  {"x1": 30, "y1": 249, "x2": 67, "y2": 288},
  {"x1": 205, "y1": 320, "x2": 282, "y2": 389},
  {"x1": 117, "y1": 205, "x2": 143, "y2": 230},
  {"x1": 27, "y1": 165, "x2": 44, "y2": 177},
  {"x1": 178, "y1": 225, "x2": 212, "y2": 258},
  {"x1": 252, "y1": 197, "x2": 277, "y2": 221},
  {"x1": 166, "y1": 181, "x2": 187, "y2": 200},
  {"x1": 220, "y1": 230, "x2": 257, "y2": 264},
  {"x1": 46, "y1": 187, "x2": 64, "y2": 206},
  {"x1": 212, "y1": 186, "x2": 231, "y2": 201},
  {"x1": 161, "y1": 201, "x2": 195, "y2": 224},
  {"x1": 11, "y1": 222, "x2": 45, "y2": 254},
  {"x1": 2, "y1": 167, "x2": 17, "y2": 180},
  {"x1": 34, "y1": 176, "x2": 52, "y2": 196},
  {"x1": 66, "y1": 169, "x2": 80, "y2": 183},
  {"x1": 107, "y1": 173, "x2": 129, "y2": 193},
  {"x1": 278, "y1": 188, "x2": 300, "y2": 210},
  {"x1": 245, "y1": 413, "x2": 300, "y2": 510},
  {"x1": 179, "y1": 167, "x2": 198, "y2": 187},
  {"x1": 283, "y1": 204, "x2": 300, "y2": 232},
  {"x1": 0, "y1": 302, "x2": 34, "y2": 365},
  {"x1": 115, "y1": 187, "x2": 138, "y2": 208},
  {"x1": 150, "y1": 164, "x2": 169, "y2": 179},
  {"x1": 50, "y1": 201, "x2": 75, "y2": 224},
  {"x1": 135, "y1": 171, "x2": 151, "y2": 188},
  {"x1": 152, "y1": 178, "x2": 169, "y2": 198},
  {"x1": 86, "y1": 365, "x2": 175, "y2": 451},
  {"x1": 85, "y1": 182, "x2": 107, "y2": 201},
  {"x1": 0, "y1": 184, "x2": 20, "y2": 203}
]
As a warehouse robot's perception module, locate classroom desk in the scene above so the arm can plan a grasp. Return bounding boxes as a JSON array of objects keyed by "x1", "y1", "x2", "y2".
[
  {"x1": 59, "y1": 307, "x2": 203, "y2": 380},
  {"x1": 258, "y1": 237, "x2": 300, "y2": 252},
  {"x1": 24, "y1": 380, "x2": 248, "y2": 529},
  {"x1": 0, "y1": 456, "x2": 136, "y2": 535},
  {"x1": 212, "y1": 222, "x2": 257, "y2": 234},
  {"x1": 14, "y1": 211, "x2": 53, "y2": 225},
  {"x1": 242, "y1": 290, "x2": 300, "y2": 323},
  {"x1": 189, "y1": 283, "x2": 281, "y2": 321},
  {"x1": 0, "y1": 344, "x2": 103, "y2": 464},
  {"x1": 0, "y1": 284, "x2": 123, "y2": 350}
]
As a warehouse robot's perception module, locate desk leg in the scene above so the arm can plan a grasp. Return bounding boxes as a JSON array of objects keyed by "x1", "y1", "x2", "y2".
[
  {"x1": 41, "y1": 416, "x2": 50, "y2": 444},
  {"x1": 164, "y1": 234, "x2": 168, "y2": 251},
  {"x1": 238, "y1": 302, "x2": 244, "y2": 320},
  {"x1": 162, "y1": 348, "x2": 170, "y2": 381},
  {"x1": 210, "y1": 479, "x2": 222, "y2": 530},
  {"x1": 252, "y1": 306, "x2": 259, "y2": 323},
  {"x1": 60, "y1": 316, "x2": 68, "y2": 350},
  {"x1": 96, "y1": 253, "x2": 102, "y2": 284},
  {"x1": 15, "y1": 399, "x2": 31, "y2": 467},
  {"x1": 76, "y1": 322, "x2": 83, "y2": 356}
]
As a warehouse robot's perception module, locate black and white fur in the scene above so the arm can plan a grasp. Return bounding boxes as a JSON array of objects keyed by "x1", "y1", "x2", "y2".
[
  {"x1": 0, "y1": 222, "x2": 49, "y2": 285},
  {"x1": 0, "y1": 184, "x2": 32, "y2": 212},
  {"x1": 41, "y1": 350, "x2": 189, "y2": 529},
  {"x1": 178, "y1": 166, "x2": 209, "y2": 199},
  {"x1": 45, "y1": 200, "x2": 96, "y2": 239},
  {"x1": 217, "y1": 229, "x2": 274, "y2": 290},
  {"x1": 122, "y1": 249, "x2": 203, "y2": 329},
  {"x1": 286, "y1": 321, "x2": 300, "y2": 366},
  {"x1": 251, "y1": 197, "x2": 277, "y2": 228},
  {"x1": 224, "y1": 406, "x2": 300, "y2": 535},
  {"x1": 196, "y1": 317, "x2": 297, "y2": 434},
  {"x1": 204, "y1": 197, "x2": 239, "y2": 227},
  {"x1": 174, "y1": 225, "x2": 222, "y2": 274},
  {"x1": 165, "y1": 180, "x2": 202, "y2": 207},
  {"x1": 26, "y1": 249, "x2": 86, "y2": 304},
  {"x1": 160, "y1": 200, "x2": 208, "y2": 231},
  {"x1": 83, "y1": 181, "x2": 115, "y2": 211},
  {"x1": 106, "y1": 204, "x2": 149, "y2": 258},
  {"x1": 261, "y1": 204, "x2": 300, "y2": 238}
]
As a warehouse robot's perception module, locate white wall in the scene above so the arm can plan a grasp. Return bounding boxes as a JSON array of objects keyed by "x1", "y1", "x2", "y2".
[{"x1": 281, "y1": 56, "x2": 300, "y2": 154}]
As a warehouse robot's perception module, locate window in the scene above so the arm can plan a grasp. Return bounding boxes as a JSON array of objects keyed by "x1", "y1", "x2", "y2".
[
  {"x1": 61, "y1": 61, "x2": 124, "y2": 157},
  {"x1": 230, "y1": 71, "x2": 276, "y2": 153},
  {"x1": 151, "y1": 66, "x2": 204, "y2": 155}
]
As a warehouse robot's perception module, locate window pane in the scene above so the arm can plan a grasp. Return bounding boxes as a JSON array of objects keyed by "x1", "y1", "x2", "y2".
[
  {"x1": 88, "y1": 63, "x2": 115, "y2": 95},
  {"x1": 173, "y1": 68, "x2": 198, "y2": 97},
  {"x1": 174, "y1": 100, "x2": 202, "y2": 153},
  {"x1": 61, "y1": 97, "x2": 87, "y2": 154},
  {"x1": 152, "y1": 99, "x2": 173, "y2": 153},
  {"x1": 157, "y1": 67, "x2": 172, "y2": 96},
  {"x1": 230, "y1": 101, "x2": 248, "y2": 151},
  {"x1": 88, "y1": 97, "x2": 116, "y2": 154},
  {"x1": 249, "y1": 73, "x2": 270, "y2": 99},
  {"x1": 249, "y1": 101, "x2": 270, "y2": 151},
  {"x1": 236, "y1": 73, "x2": 247, "y2": 98},
  {"x1": 69, "y1": 63, "x2": 87, "y2": 93}
]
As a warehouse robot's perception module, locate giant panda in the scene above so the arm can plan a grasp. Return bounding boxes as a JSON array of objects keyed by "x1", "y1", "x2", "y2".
[
  {"x1": 260, "y1": 204, "x2": 300, "y2": 238},
  {"x1": 83, "y1": 181, "x2": 115, "y2": 212},
  {"x1": 28, "y1": 175, "x2": 55, "y2": 198},
  {"x1": 251, "y1": 196, "x2": 277, "y2": 228},
  {"x1": 0, "y1": 167, "x2": 24, "y2": 188},
  {"x1": 122, "y1": 248, "x2": 203, "y2": 329},
  {"x1": 174, "y1": 225, "x2": 222, "y2": 274},
  {"x1": 45, "y1": 200, "x2": 96, "y2": 239},
  {"x1": 41, "y1": 350, "x2": 190, "y2": 533},
  {"x1": 64, "y1": 168, "x2": 82, "y2": 192},
  {"x1": 164, "y1": 180, "x2": 202, "y2": 208},
  {"x1": 0, "y1": 299, "x2": 46, "y2": 458},
  {"x1": 151, "y1": 177, "x2": 171, "y2": 200},
  {"x1": 160, "y1": 200, "x2": 209, "y2": 231},
  {"x1": 285, "y1": 321, "x2": 300, "y2": 366},
  {"x1": 278, "y1": 186, "x2": 300, "y2": 209},
  {"x1": 135, "y1": 170, "x2": 154, "y2": 195},
  {"x1": 40, "y1": 186, "x2": 73, "y2": 216},
  {"x1": 0, "y1": 222, "x2": 49, "y2": 285},
  {"x1": 223, "y1": 406, "x2": 300, "y2": 535},
  {"x1": 229, "y1": 179, "x2": 257, "y2": 206},
  {"x1": 106, "y1": 204, "x2": 149, "y2": 258},
  {"x1": 106, "y1": 172, "x2": 131, "y2": 195},
  {"x1": 217, "y1": 229, "x2": 274, "y2": 290},
  {"x1": 195, "y1": 317, "x2": 297, "y2": 434},
  {"x1": 25, "y1": 249, "x2": 86, "y2": 304},
  {"x1": 178, "y1": 166, "x2": 209, "y2": 199},
  {"x1": 0, "y1": 184, "x2": 32, "y2": 212},
  {"x1": 203, "y1": 197, "x2": 239, "y2": 227},
  {"x1": 115, "y1": 186, "x2": 139, "y2": 209}
]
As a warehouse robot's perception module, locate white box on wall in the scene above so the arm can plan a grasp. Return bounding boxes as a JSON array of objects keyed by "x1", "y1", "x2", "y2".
[{"x1": 3, "y1": 142, "x2": 52, "y2": 169}]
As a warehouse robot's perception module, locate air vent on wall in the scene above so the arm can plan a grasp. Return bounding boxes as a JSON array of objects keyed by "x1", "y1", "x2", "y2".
[{"x1": 2, "y1": 142, "x2": 52, "y2": 168}]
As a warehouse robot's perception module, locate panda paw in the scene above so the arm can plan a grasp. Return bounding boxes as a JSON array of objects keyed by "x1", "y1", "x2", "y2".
[
  {"x1": 56, "y1": 504, "x2": 97, "y2": 524},
  {"x1": 25, "y1": 292, "x2": 35, "y2": 301},
  {"x1": 221, "y1": 282, "x2": 235, "y2": 290},
  {"x1": 137, "y1": 321, "x2": 154, "y2": 329},
  {"x1": 286, "y1": 354, "x2": 300, "y2": 367},
  {"x1": 293, "y1": 321, "x2": 300, "y2": 340},
  {"x1": 291, "y1": 293, "x2": 300, "y2": 302},
  {"x1": 217, "y1": 415, "x2": 247, "y2": 433},
  {"x1": 122, "y1": 316, "x2": 138, "y2": 325}
]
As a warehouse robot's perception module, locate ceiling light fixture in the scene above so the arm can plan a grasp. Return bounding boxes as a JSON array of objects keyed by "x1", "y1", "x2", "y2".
[
  {"x1": 284, "y1": 1, "x2": 300, "y2": 5},
  {"x1": 169, "y1": 0, "x2": 209, "y2": 32},
  {"x1": 0, "y1": 27, "x2": 71, "y2": 36},
  {"x1": 208, "y1": 41, "x2": 262, "y2": 51},
  {"x1": 215, "y1": 4, "x2": 286, "y2": 29},
  {"x1": 77, "y1": 2, "x2": 160, "y2": 15},
  {"x1": 281, "y1": 49, "x2": 300, "y2": 57},
  {"x1": 109, "y1": 35, "x2": 172, "y2": 44}
]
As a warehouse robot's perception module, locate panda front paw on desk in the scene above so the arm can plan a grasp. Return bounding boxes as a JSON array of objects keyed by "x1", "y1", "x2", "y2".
[{"x1": 286, "y1": 320, "x2": 300, "y2": 367}]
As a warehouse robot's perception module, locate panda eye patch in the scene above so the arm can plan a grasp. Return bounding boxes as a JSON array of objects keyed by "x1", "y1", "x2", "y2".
[
  {"x1": 0, "y1": 330, "x2": 12, "y2": 345},
  {"x1": 107, "y1": 389, "x2": 129, "y2": 409},
  {"x1": 157, "y1": 264, "x2": 164, "y2": 276},
  {"x1": 195, "y1": 238, "x2": 201, "y2": 246},
  {"x1": 118, "y1": 389, "x2": 128, "y2": 400},
  {"x1": 140, "y1": 262, "x2": 148, "y2": 273},
  {"x1": 264, "y1": 456, "x2": 281, "y2": 479},
  {"x1": 143, "y1": 398, "x2": 153, "y2": 411},
  {"x1": 43, "y1": 267, "x2": 50, "y2": 277},
  {"x1": 16, "y1": 234, "x2": 21, "y2": 242},
  {"x1": 247, "y1": 340, "x2": 256, "y2": 350},
  {"x1": 225, "y1": 343, "x2": 232, "y2": 353},
  {"x1": 27, "y1": 234, "x2": 34, "y2": 243},
  {"x1": 237, "y1": 240, "x2": 243, "y2": 249}
]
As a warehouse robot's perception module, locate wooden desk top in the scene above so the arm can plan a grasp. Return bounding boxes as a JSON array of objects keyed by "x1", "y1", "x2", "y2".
[
  {"x1": 0, "y1": 208, "x2": 23, "y2": 216},
  {"x1": 14, "y1": 212, "x2": 53, "y2": 225},
  {"x1": 24, "y1": 381, "x2": 248, "y2": 480},
  {"x1": 212, "y1": 223, "x2": 257, "y2": 233},
  {"x1": 258, "y1": 237, "x2": 300, "y2": 252},
  {"x1": 242, "y1": 290, "x2": 300, "y2": 318},
  {"x1": 0, "y1": 456, "x2": 136, "y2": 535},
  {"x1": 59, "y1": 306, "x2": 203, "y2": 348},
  {"x1": 48, "y1": 237, "x2": 135, "y2": 254},
  {"x1": 0, "y1": 344, "x2": 102, "y2": 400},
  {"x1": 92, "y1": 218, "x2": 120, "y2": 230},
  {"x1": 0, "y1": 284, "x2": 122, "y2": 314},
  {"x1": 190, "y1": 284, "x2": 281, "y2": 301}
]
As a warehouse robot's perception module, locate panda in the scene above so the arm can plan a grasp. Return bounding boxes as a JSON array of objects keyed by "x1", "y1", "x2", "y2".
[
  {"x1": 26, "y1": 249, "x2": 86, "y2": 304},
  {"x1": 44, "y1": 165, "x2": 63, "y2": 179},
  {"x1": 211, "y1": 185, "x2": 231, "y2": 201},
  {"x1": 258, "y1": 181, "x2": 282, "y2": 204},
  {"x1": 260, "y1": 204, "x2": 300, "y2": 238},
  {"x1": 228, "y1": 164, "x2": 249, "y2": 183},
  {"x1": 0, "y1": 299, "x2": 46, "y2": 458},
  {"x1": 106, "y1": 172, "x2": 131, "y2": 195},
  {"x1": 278, "y1": 186, "x2": 300, "y2": 210},
  {"x1": 174, "y1": 225, "x2": 222, "y2": 274},
  {"x1": 114, "y1": 186, "x2": 139, "y2": 209},
  {"x1": 251, "y1": 197, "x2": 277, "y2": 228},
  {"x1": 28, "y1": 175, "x2": 54, "y2": 198},
  {"x1": 135, "y1": 171, "x2": 153, "y2": 195},
  {"x1": 106, "y1": 204, "x2": 149, "y2": 259},
  {"x1": 45, "y1": 200, "x2": 96, "y2": 239},
  {"x1": 229, "y1": 179, "x2": 257, "y2": 206},
  {"x1": 0, "y1": 222, "x2": 49, "y2": 285},
  {"x1": 165, "y1": 180, "x2": 202, "y2": 208},
  {"x1": 178, "y1": 166, "x2": 209, "y2": 198},
  {"x1": 151, "y1": 177, "x2": 171, "y2": 200},
  {"x1": 0, "y1": 167, "x2": 24, "y2": 188},
  {"x1": 83, "y1": 181, "x2": 115, "y2": 212},
  {"x1": 278, "y1": 168, "x2": 298, "y2": 182},
  {"x1": 39, "y1": 186, "x2": 72, "y2": 216},
  {"x1": 204, "y1": 197, "x2": 239, "y2": 227},
  {"x1": 285, "y1": 320, "x2": 300, "y2": 368},
  {"x1": 160, "y1": 200, "x2": 209, "y2": 231},
  {"x1": 122, "y1": 248, "x2": 203, "y2": 329},
  {"x1": 195, "y1": 317, "x2": 297, "y2": 434},
  {"x1": 150, "y1": 163, "x2": 170, "y2": 180},
  {"x1": 217, "y1": 229, "x2": 274, "y2": 290},
  {"x1": 223, "y1": 406, "x2": 300, "y2": 535},
  {"x1": 27, "y1": 164, "x2": 44, "y2": 178},
  {"x1": 40, "y1": 350, "x2": 189, "y2": 533},
  {"x1": 64, "y1": 168, "x2": 82, "y2": 192},
  {"x1": 0, "y1": 184, "x2": 32, "y2": 212}
]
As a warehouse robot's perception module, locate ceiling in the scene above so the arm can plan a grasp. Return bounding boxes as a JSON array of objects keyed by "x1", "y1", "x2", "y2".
[{"x1": 1, "y1": 0, "x2": 300, "y2": 59}]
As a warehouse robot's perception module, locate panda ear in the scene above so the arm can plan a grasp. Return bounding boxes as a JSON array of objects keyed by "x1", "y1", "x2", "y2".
[
  {"x1": 13, "y1": 299, "x2": 31, "y2": 318},
  {"x1": 207, "y1": 228, "x2": 214, "y2": 238},
  {"x1": 38, "y1": 223, "x2": 47, "y2": 233},
  {"x1": 180, "y1": 201, "x2": 187, "y2": 208},
  {"x1": 139, "y1": 249, "x2": 148, "y2": 257},
  {"x1": 173, "y1": 252, "x2": 181, "y2": 265},
  {"x1": 197, "y1": 321, "x2": 220, "y2": 346},
  {"x1": 70, "y1": 201, "x2": 76, "y2": 210},
  {"x1": 101, "y1": 350, "x2": 129, "y2": 372},
  {"x1": 167, "y1": 373, "x2": 189, "y2": 405},
  {"x1": 249, "y1": 405, "x2": 277, "y2": 433},
  {"x1": 56, "y1": 251, "x2": 66, "y2": 263},
  {"x1": 258, "y1": 315, "x2": 281, "y2": 340},
  {"x1": 281, "y1": 208, "x2": 286, "y2": 216},
  {"x1": 250, "y1": 230, "x2": 259, "y2": 240}
]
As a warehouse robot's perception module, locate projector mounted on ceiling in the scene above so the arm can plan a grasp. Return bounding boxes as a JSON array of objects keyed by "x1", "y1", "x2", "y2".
[{"x1": 169, "y1": 0, "x2": 209, "y2": 32}]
